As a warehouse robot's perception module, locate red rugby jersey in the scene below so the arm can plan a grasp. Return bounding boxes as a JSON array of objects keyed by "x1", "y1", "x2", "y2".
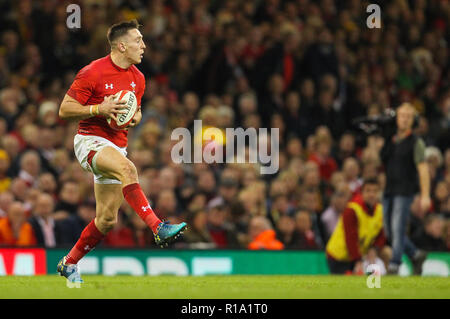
[{"x1": 67, "y1": 54, "x2": 145, "y2": 147}]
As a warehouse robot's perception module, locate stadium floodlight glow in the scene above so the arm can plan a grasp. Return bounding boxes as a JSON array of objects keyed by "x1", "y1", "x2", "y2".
[{"x1": 171, "y1": 120, "x2": 279, "y2": 174}]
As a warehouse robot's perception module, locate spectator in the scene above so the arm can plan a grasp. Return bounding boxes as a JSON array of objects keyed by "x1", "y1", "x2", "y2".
[
  {"x1": 54, "y1": 180, "x2": 81, "y2": 219},
  {"x1": 9, "y1": 177, "x2": 30, "y2": 203},
  {"x1": 276, "y1": 215, "x2": 296, "y2": 248},
  {"x1": 182, "y1": 210, "x2": 215, "y2": 248},
  {"x1": 155, "y1": 189, "x2": 178, "y2": 218},
  {"x1": 283, "y1": 94, "x2": 308, "y2": 143},
  {"x1": 206, "y1": 201, "x2": 240, "y2": 248},
  {"x1": 266, "y1": 193, "x2": 294, "y2": 228},
  {"x1": 103, "y1": 212, "x2": 136, "y2": 248},
  {"x1": 301, "y1": 165, "x2": 323, "y2": 201},
  {"x1": 297, "y1": 189, "x2": 324, "y2": 245},
  {"x1": 441, "y1": 196, "x2": 450, "y2": 219},
  {"x1": 299, "y1": 78, "x2": 316, "y2": 124},
  {"x1": 290, "y1": 210, "x2": 320, "y2": 250},
  {"x1": 321, "y1": 182, "x2": 352, "y2": 241},
  {"x1": 213, "y1": 177, "x2": 239, "y2": 206},
  {"x1": 0, "y1": 149, "x2": 11, "y2": 192},
  {"x1": 259, "y1": 74, "x2": 285, "y2": 127},
  {"x1": 342, "y1": 157, "x2": 363, "y2": 194},
  {"x1": 425, "y1": 146, "x2": 443, "y2": 183},
  {"x1": 333, "y1": 132, "x2": 357, "y2": 167},
  {"x1": 433, "y1": 181, "x2": 449, "y2": 213},
  {"x1": 228, "y1": 200, "x2": 251, "y2": 247},
  {"x1": 0, "y1": 201, "x2": 36, "y2": 246},
  {"x1": 236, "y1": 92, "x2": 258, "y2": 127},
  {"x1": 445, "y1": 220, "x2": 450, "y2": 251},
  {"x1": 238, "y1": 187, "x2": 265, "y2": 217},
  {"x1": 129, "y1": 212, "x2": 155, "y2": 248},
  {"x1": 302, "y1": 28, "x2": 338, "y2": 85},
  {"x1": 412, "y1": 215, "x2": 447, "y2": 251},
  {"x1": 0, "y1": 191, "x2": 14, "y2": 218},
  {"x1": 18, "y1": 150, "x2": 41, "y2": 187},
  {"x1": 187, "y1": 193, "x2": 208, "y2": 213},
  {"x1": 36, "y1": 172, "x2": 58, "y2": 198},
  {"x1": 308, "y1": 135, "x2": 338, "y2": 182},
  {"x1": 28, "y1": 192, "x2": 62, "y2": 247},
  {"x1": 255, "y1": 31, "x2": 301, "y2": 96},
  {"x1": 248, "y1": 216, "x2": 284, "y2": 250},
  {"x1": 0, "y1": 87, "x2": 21, "y2": 125},
  {"x1": 285, "y1": 136, "x2": 304, "y2": 160},
  {"x1": 1, "y1": 135, "x2": 20, "y2": 164},
  {"x1": 159, "y1": 166, "x2": 177, "y2": 192},
  {"x1": 409, "y1": 194, "x2": 429, "y2": 239},
  {"x1": 196, "y1": 169, "x2": 217, "y2": 201},
  {"x1": 311, "y1": 90, "x2": 346, "y2": 139},
  {"x1": 59, "y1": 200, "x2": 96, "y2": 246}
]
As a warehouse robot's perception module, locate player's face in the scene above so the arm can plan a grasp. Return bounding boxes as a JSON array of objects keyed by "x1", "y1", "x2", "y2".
[{"x1": 124, "y1": 29, "x2": 146, "y2": 64}]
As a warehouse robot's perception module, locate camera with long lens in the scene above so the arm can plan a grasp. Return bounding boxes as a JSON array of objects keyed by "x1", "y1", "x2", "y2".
[{"x1": 351, "y1": 108, "x2": 397, "y2": 138}]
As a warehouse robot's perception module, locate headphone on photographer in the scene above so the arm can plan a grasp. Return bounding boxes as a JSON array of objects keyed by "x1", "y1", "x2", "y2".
[{"x1": 412, "y1": 113, "x2": 420, "y2": 129}]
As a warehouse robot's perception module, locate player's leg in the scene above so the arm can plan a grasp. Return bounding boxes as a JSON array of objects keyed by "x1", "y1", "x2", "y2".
[
  {"x1": 93, "y1": 183, "x2": 124, "y2": 233},
  {"x1": 57, "y1": 184, "x2": 123, "y2": 282},
  {"x1": 93, "y1": 145, "x2": 162, "y2": 231},
  {"x1": 66, "y1": 183, "x2": 123, "y2": 263},
  {"x1": 93, "y1": 146, "x2": 186, "y2": 245}
]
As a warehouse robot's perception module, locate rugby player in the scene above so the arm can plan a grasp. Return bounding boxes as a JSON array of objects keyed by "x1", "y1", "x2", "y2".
[{"x1": 57, "y1": 20, "x2": 186, "y2": 283}]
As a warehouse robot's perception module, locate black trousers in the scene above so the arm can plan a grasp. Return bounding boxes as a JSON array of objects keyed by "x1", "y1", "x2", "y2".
[{"x1": 327, "y1": 257, "x2": 355, "y2": 274}]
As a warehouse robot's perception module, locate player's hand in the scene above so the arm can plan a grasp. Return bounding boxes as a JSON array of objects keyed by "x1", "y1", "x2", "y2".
[
  {"x1": 98, "y1": 95, "x2": 128, "y2": 122},
  {"x1": 127, "y1": 116, "x2": 138, "y2": 128},
  {"x1": 128, "y1": 119, "x2": 138, "y2": 128},
  {"x1": 127, "y1": 108, "x2": 142, "y2": 128}
]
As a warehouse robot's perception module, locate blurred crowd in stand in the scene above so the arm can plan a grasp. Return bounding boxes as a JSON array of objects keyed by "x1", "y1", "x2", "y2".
[{"x1": 0, "y1": 0, "x2": 448, "y2": 255}]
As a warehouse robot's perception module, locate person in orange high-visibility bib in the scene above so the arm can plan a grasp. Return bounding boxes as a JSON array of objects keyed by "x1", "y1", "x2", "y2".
[
  {"x1": 326, "y1": 178, "x2": 391, "y2": 274},
  {"x1": 0, "y1": 202, "x2": 36, "y2": 246}
]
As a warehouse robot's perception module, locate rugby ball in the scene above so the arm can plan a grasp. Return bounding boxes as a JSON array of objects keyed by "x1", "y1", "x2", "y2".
[{"x1": 107, "y1": 90, "x2": 138, "y2": 130}]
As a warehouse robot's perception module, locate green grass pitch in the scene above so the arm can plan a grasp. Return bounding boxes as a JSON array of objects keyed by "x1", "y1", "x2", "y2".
[{"x1": 1, "y1": 275, "x2": 449, "y2": 299}]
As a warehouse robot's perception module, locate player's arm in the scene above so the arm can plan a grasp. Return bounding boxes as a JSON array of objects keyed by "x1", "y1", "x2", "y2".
[
  {"x1": 59, "y1": 94, "x2": 97, "y2": 121},
  {"x1": 59, "y1": 94, "x2": 128, "y2": 122}
]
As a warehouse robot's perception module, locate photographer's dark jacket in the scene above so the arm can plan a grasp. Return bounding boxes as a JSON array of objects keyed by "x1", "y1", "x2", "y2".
[{"x1": 381, "y1": 132, "x2": 426, "y2": 196}]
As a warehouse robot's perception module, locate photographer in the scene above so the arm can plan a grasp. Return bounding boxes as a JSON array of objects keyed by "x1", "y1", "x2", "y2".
[{"x1": 380, "y1": 103, "x2": 430, "y2": 275}]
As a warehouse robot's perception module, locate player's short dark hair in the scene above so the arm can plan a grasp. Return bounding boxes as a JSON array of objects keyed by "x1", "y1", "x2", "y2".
[
  {"x1": 107, "y1": 19, "x2": 140, "y2": 47},
  {"x1": 362, "y1": 177, "x2": 379, "y2": 189}
]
